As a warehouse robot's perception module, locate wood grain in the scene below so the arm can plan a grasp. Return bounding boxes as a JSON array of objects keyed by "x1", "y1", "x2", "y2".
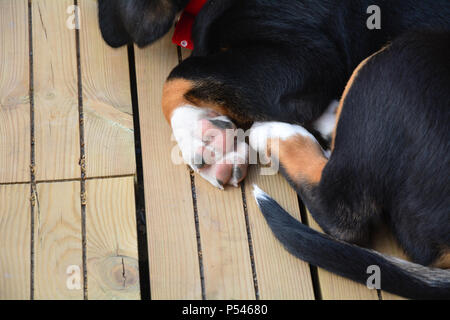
[
  {"x1": 0, "y1": 184, "x2": 31, "y2": 299},
  {"x1": 0, "y1": 0, "x2": 30, "y2": 184},
  {"x1": 33, "y1": 181, "x2": 83, "y2": 300},
  {"x1": 85, "y1": 177, "x2": 140, "y2": 300},
  {"x1": 244, "y1": 166, "x2": 315, "y2": 299},
  {"x1": 134, "y1": 34, "x2": 202, "y2": 299},
  {"x1": 195, "y1": 179, "x2": 256, "y2": 300},
  {"x1": 32, "y1": 0, "x2": 80, "y2": 181},
  {"x1": 306, "y1": 211, "x2": 379, "y2": 300},
  {"x1": 78, "y1": 0, "x2": 136, "y2": 178}
]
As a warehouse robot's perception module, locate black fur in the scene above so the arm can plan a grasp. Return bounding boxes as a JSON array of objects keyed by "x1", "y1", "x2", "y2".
[
  {"x1": 313, "y1": 32, "x2": 450, "y2": 262},
  {"x1": 256, "y1": 32, "x2": 450, "y2": 299},
  {"x1": 255, "y1": 189, "x2": 450, "y2": 300},
  {"x1": 98, "y1": 0, "x2": 450, "y2": 123},
  {"x1": 98, "y1": 0, "x2": 189, "y2": 47},
  {"x1": 169, "y1": 0, "x2": 450, "y2": 124}
]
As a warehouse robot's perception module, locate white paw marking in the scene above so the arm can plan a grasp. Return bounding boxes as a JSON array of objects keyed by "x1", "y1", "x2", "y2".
[
  {"x1": 171, "y1": 105, "x2": 209, "y2": 166},
  {"x1": 171, "y1": 105, "x2": 249, "y2": 189},
  {"x1": 313, "y1": 99, "x2": 339, "y2": 138},
  {"x1": 249, "y1": 121, "x2": 316, "y2": 155}
]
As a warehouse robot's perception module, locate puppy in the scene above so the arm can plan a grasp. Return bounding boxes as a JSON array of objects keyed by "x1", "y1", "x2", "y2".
[
  {"x1": 251, "y1": 32, "x2": 450, "y2": 299},
  {"x1": 99, "y1": 0, "x2": 449, "y2": 188}
]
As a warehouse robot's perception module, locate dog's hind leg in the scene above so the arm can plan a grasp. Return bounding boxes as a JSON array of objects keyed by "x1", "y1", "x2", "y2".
[{"x1": 249, "y1": 121, "x2": 378, "y2": 245}]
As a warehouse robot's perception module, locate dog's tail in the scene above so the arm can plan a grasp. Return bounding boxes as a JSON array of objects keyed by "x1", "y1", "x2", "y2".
[{"x1": 252, "y1": 185, "x2": 450, "y2": 300}]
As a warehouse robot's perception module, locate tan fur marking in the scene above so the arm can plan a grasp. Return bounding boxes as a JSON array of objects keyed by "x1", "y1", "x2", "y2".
[
  {"x1": 162, "y1": 78, "x2": 193, "y2": 122},
  {"x1": 269, "y1": 135, "x2": 327, "y2": 185},
  {"x1": 332, "y1": 46, "x2": 390, "y2": 150},
  {"x1": 432, "y1": 250, "x2": 450, "y2": 269},
  {"x1": 162, "y1": 78, "x2": 233, "y2": 124}
]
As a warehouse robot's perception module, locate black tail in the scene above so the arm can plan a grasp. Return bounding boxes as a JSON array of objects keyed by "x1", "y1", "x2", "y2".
[{"x1": 252, "y1": 185, "x2": 450, "y2": 300}]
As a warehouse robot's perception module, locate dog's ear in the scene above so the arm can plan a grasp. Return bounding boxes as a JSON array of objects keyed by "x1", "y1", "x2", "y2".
[
  {"x1": 98, "y1": 0, "x2": 189, "y2": 48},
  {"x1": 98, "y1": 0, "x2": 131, "y2": 48}
]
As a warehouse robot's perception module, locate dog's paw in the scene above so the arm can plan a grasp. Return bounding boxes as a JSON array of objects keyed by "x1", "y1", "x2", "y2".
[
  {"x1": 249, "y1": 121, "x2": 315, "y2": 159},
  {"x1": 171, "y1": 105, "x2": 248, "y2": 189},
  {"x1": 249, "y1": 121, "x2": 327, "y2": 184}
]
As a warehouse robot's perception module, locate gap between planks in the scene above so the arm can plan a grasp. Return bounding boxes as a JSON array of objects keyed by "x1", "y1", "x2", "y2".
[
  {"x1": 0, "y1": 173, "x2": 137, "y2": 186},
  {"x1": 74, "y1": 0, "x2": 88, "y2": 299}
]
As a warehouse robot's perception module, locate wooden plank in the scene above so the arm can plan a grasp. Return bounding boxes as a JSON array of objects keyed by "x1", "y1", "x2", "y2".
[
  {"x1": 85, "y1": 177, "x2": 140, "y2": 300},
  {"x1": 307, "y1": 211, "x2": 379, "y2": 299},
  {"x1": 33, "y1": 181, "x2": 83, "y2": 300},
  {"x1": 78, "y1": 0, "x2": 136, "y2": 178},
  {"x1": 0, "y1": 184, "x2": 31, "y2": 299},
  {"x1": 32, "y1": 0, "x2": 80, "y2": 181},
  {"x1": 78, "y1": 0, "x2": 139, "y2": 300},
  {"x1": 0, "y1": 0, "x2": 30, "y2": 184},
  {"x1": 134, "y1": 34, "x2": 202, "y2": 299},
  {"x1": 244, "y1": 167, "x2": 315, "y2": 299},
  {"x1": 372, "y1": 225, "x2": 408, "y2": 300},
  {"x1": 195, "y1": 179, "x2": 255, "y2": 299}
]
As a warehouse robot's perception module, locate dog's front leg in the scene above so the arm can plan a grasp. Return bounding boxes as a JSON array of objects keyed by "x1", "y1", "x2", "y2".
[{"x1": 162, "y1": 78, "x2": 249, "y2": 189}]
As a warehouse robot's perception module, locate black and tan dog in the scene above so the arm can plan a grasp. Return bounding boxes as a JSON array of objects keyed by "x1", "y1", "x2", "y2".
[
  {"x1": 251, "y1": 32, "x2": 450, "y2": 300},
  {"x1": 98, "y1": 0, "x2": 450, "y2": 298}
]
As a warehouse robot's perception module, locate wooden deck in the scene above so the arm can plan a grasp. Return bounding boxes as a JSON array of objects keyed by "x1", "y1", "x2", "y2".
[{"x1": 0, "y1": 0, "x2": 407, "y2": 300}]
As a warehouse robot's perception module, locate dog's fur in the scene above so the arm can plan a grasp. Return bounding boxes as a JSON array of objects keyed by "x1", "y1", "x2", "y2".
[
  {"x1": 98, "y1": 0, "x2": 450, "y2": 298},
  {"x1": 252, "y1": 32, "x2": 450, "y2": 299},
  {"x1": 100, "y1": 0, "x2": 450, "y2": 125}
]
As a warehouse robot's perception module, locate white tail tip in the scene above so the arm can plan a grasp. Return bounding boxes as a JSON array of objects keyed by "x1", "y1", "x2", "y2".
[{"x1": 252, "y1": 184, "x2": 269, "y2": 203}]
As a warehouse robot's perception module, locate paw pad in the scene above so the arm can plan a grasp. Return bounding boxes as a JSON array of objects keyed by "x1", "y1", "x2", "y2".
[{"x1": 171, "y1": 105, "x2": 249, "y2": 189}]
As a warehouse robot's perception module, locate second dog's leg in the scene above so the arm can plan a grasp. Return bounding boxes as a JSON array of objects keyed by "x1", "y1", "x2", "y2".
[{"x1": 250, "y1": 121, "x2": 376, "y2": 245}]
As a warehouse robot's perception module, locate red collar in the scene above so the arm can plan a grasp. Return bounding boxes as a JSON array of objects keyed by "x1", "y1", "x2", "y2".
[{"x1": 172, "y1": 0, "x2": 208, "y2": 50}]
